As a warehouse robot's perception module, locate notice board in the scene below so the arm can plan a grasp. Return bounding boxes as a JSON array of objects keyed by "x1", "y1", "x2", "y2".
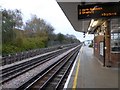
[
  {"x1": 100, "y1": 42, "x2": 104, "y2": 56},
  {"x1": 78, "y1": 2, "x2": 120, "y2": 19}
]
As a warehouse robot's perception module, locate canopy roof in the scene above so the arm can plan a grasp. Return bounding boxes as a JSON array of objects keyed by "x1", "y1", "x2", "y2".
[{"x1": 56, "y1": 0, "x2": 120, "y2": 33}]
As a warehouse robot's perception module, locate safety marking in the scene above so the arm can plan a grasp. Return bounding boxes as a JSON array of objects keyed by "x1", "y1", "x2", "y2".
[
  {"x1": 72, "y1": 55, "x2": 80, "y2": 89},
  {"x1": 80, "y1": 46, "x2": 83, "y2": 53}
]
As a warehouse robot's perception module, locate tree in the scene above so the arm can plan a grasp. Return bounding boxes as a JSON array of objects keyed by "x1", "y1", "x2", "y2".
[
  {"x1": 24, "y1": 15, "x2": 55, "y2": 47},
  {"x1": 57, "y1": 33, "x2": 65, "y2": 44},
  {"x1": 2, "y1": 9, "x2": 23, "y2": 43},
  {"x1": 24, "y1": 15, "x2": 47, "y2": 32},
  {"x1": 12, "y1": 9, "x2": 23, "y2": 28},
  {"x1": 2, "y1": 9, "x2": 15, "y2": 43},
  {"x1": 24, "y1": 15, "x2": 46, "y2": 37}
]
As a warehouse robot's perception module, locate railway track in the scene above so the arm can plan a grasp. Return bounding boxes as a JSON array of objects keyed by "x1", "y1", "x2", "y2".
[
  {"x1": 17, "y1": 45, "x2": 80, "y2": 90},
  {"x1": 1, "y1": 46, "x2": 75, "y2": 84}
]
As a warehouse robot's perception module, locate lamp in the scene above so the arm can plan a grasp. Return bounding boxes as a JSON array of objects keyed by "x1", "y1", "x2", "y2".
[
  {"x1": 92, "y1": 20, "x2": 99, "y2": 27},
  {"x1": 88, "y1": 19, "x2": 94, "y2": 31}
]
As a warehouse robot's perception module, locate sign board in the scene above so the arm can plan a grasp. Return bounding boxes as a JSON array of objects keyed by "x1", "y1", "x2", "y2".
[
  {"x1": 100, "y1": 42, "x2": 104, "y2": 56},
  {"x1": 78, "y1": 2, "x2": 120, "y2": 19}
]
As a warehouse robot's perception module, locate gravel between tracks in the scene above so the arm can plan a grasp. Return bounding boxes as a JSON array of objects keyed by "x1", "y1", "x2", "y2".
[{"x1": 2, "y1": 46, "x2": 79, "y2": 89}]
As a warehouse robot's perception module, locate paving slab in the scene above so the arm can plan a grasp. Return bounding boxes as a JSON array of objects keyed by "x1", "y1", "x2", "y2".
[{"x1": 65, "y1": 46, "x2": 118, "y2": 89}]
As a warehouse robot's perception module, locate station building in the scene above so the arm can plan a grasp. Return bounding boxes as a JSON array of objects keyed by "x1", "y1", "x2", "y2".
[
  {"x1": 93, "y1": 18, "x2": 120, "y2": 67},
  {"x1": 56, "y1": 0, "x2": 120, "y2": 67}
]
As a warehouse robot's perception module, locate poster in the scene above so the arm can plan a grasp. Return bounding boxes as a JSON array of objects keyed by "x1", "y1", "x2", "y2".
[{"x1": 100, "y1": 42, "x2": 104, "y2": 56}]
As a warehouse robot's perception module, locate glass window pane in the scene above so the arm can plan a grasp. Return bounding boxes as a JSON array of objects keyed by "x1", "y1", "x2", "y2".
[
  {"x1": 119, "y1": 42, "x2": 120, "y2": 46},
  {"x1": 111, "y1": 36, "x2": 114, "y2": 39},
  {"x1": 114, "y1": 33, "x2": 118, "y2": 36},
  {"x1": 114, "y1": 33, "x2": 118, "y2": 39},
  {"x1": 118, "y1": 33, "x2": 120, "y2": 40},
  {"x1": 111, "y1": 32, "x2": 120, "y2": 52},
  {"x1": 111, "y1": 41, "x2": 114, "y2": 46}
]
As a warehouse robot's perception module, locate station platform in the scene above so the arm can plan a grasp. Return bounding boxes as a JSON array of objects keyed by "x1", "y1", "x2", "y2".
[{"x1": 64, "y1": 46, "x2": 118, "y2": 89}]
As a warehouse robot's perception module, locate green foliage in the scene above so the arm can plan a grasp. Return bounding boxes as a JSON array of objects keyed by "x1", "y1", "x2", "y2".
[
  {"x1": 22, "y1": 38, "x2": 36, "y2": 50},
  {"x1": 2, "y1": 9, "x2": 80, "y2": 55},
  {"x1": 21, "y1": 37, "x2": 46, "y2": 50},
  {"x1": 57, "y1": 33, "x2": 65, "y2": 44},
  {"x1": 2, "y1": 9, "x2": 23, "y2": 44},
  {"x1": 2, "y1": 44, "x2": 21, "y2": 54}
]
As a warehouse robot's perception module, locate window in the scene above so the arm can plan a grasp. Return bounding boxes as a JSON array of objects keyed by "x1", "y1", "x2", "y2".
[
  {"x1": 111, "y1": 32, "x2": 120, "y2": 52},
  {"x1": 110, "y1": 18, "x2": 120, "y2": 53}
]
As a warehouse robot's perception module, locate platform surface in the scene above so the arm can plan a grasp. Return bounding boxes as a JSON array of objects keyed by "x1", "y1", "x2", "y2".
[{"x1": 65, "y1": 46, "x2": 118, "y2": 89}]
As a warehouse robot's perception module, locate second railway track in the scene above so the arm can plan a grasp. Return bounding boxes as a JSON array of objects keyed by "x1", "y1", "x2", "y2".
[{"x1": 1, "y1": 46, "x2": 76, "y2": 84}]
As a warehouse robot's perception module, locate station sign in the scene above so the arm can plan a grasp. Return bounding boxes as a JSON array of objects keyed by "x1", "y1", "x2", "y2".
[{"x1": 78, "y1": 2, "x2": 120, "y2": 19}]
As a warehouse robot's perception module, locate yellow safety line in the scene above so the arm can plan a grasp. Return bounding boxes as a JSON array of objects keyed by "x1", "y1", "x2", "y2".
[{"x1": 72, "y1": 56, "x2": 80, "y2": 90}]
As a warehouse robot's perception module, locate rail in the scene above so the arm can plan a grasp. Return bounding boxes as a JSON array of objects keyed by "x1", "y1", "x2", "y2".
[{"x1": 17, "y1": 45, "x2": 81, "y2": 90}]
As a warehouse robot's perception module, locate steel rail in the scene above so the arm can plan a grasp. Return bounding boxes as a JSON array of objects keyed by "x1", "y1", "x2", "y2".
[
  {"x1": 1, "y1": 54, "x2": 57, "y2": 84},
  {"x1": 40, "y1": 47, "x2": 80, "y2": 90},
  {"x1": 2, "y1": 45, "x2": 76, "y2": 74},
  {"x1": 1, "y1": 47, "x2": 72, "y2": 84},
  {"x1": 16, "y1": 45, "x2": 80, "y2": 90},
  {"x1": 55, "y1": 50, "x2": 79, "y2": 89},
  {"x1": 2, "y1": 48, "x2": 65, "y2": 73}
]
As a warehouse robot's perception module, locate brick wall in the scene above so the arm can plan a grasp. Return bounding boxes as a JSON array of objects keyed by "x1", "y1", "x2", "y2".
[
  {"x1": 110, "y1": 53, "x2": 120, "y2": 66},
  {"x1": 94, "y1": 20, "x2": 120, "y2": 67},
  {"x1": 94, "y1": 34, "x2": 120, "y2": 67},
  {"x1": 94, "y1": 35, "x2": 104, "y2": 62}
]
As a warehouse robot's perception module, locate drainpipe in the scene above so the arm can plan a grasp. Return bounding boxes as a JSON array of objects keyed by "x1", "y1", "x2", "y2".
[{"x1": 103, "y1": 31, "x2": 105, "y2": 67}]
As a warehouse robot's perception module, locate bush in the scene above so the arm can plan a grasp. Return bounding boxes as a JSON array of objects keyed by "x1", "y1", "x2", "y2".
[{"x1": 2, "y1": 44, "x2": 21, "y2": 55}]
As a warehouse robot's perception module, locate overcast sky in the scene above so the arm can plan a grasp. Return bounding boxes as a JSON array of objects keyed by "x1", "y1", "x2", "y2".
[{"x1": 0, "y1": 0, "x2": 94, "y2": 42}]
